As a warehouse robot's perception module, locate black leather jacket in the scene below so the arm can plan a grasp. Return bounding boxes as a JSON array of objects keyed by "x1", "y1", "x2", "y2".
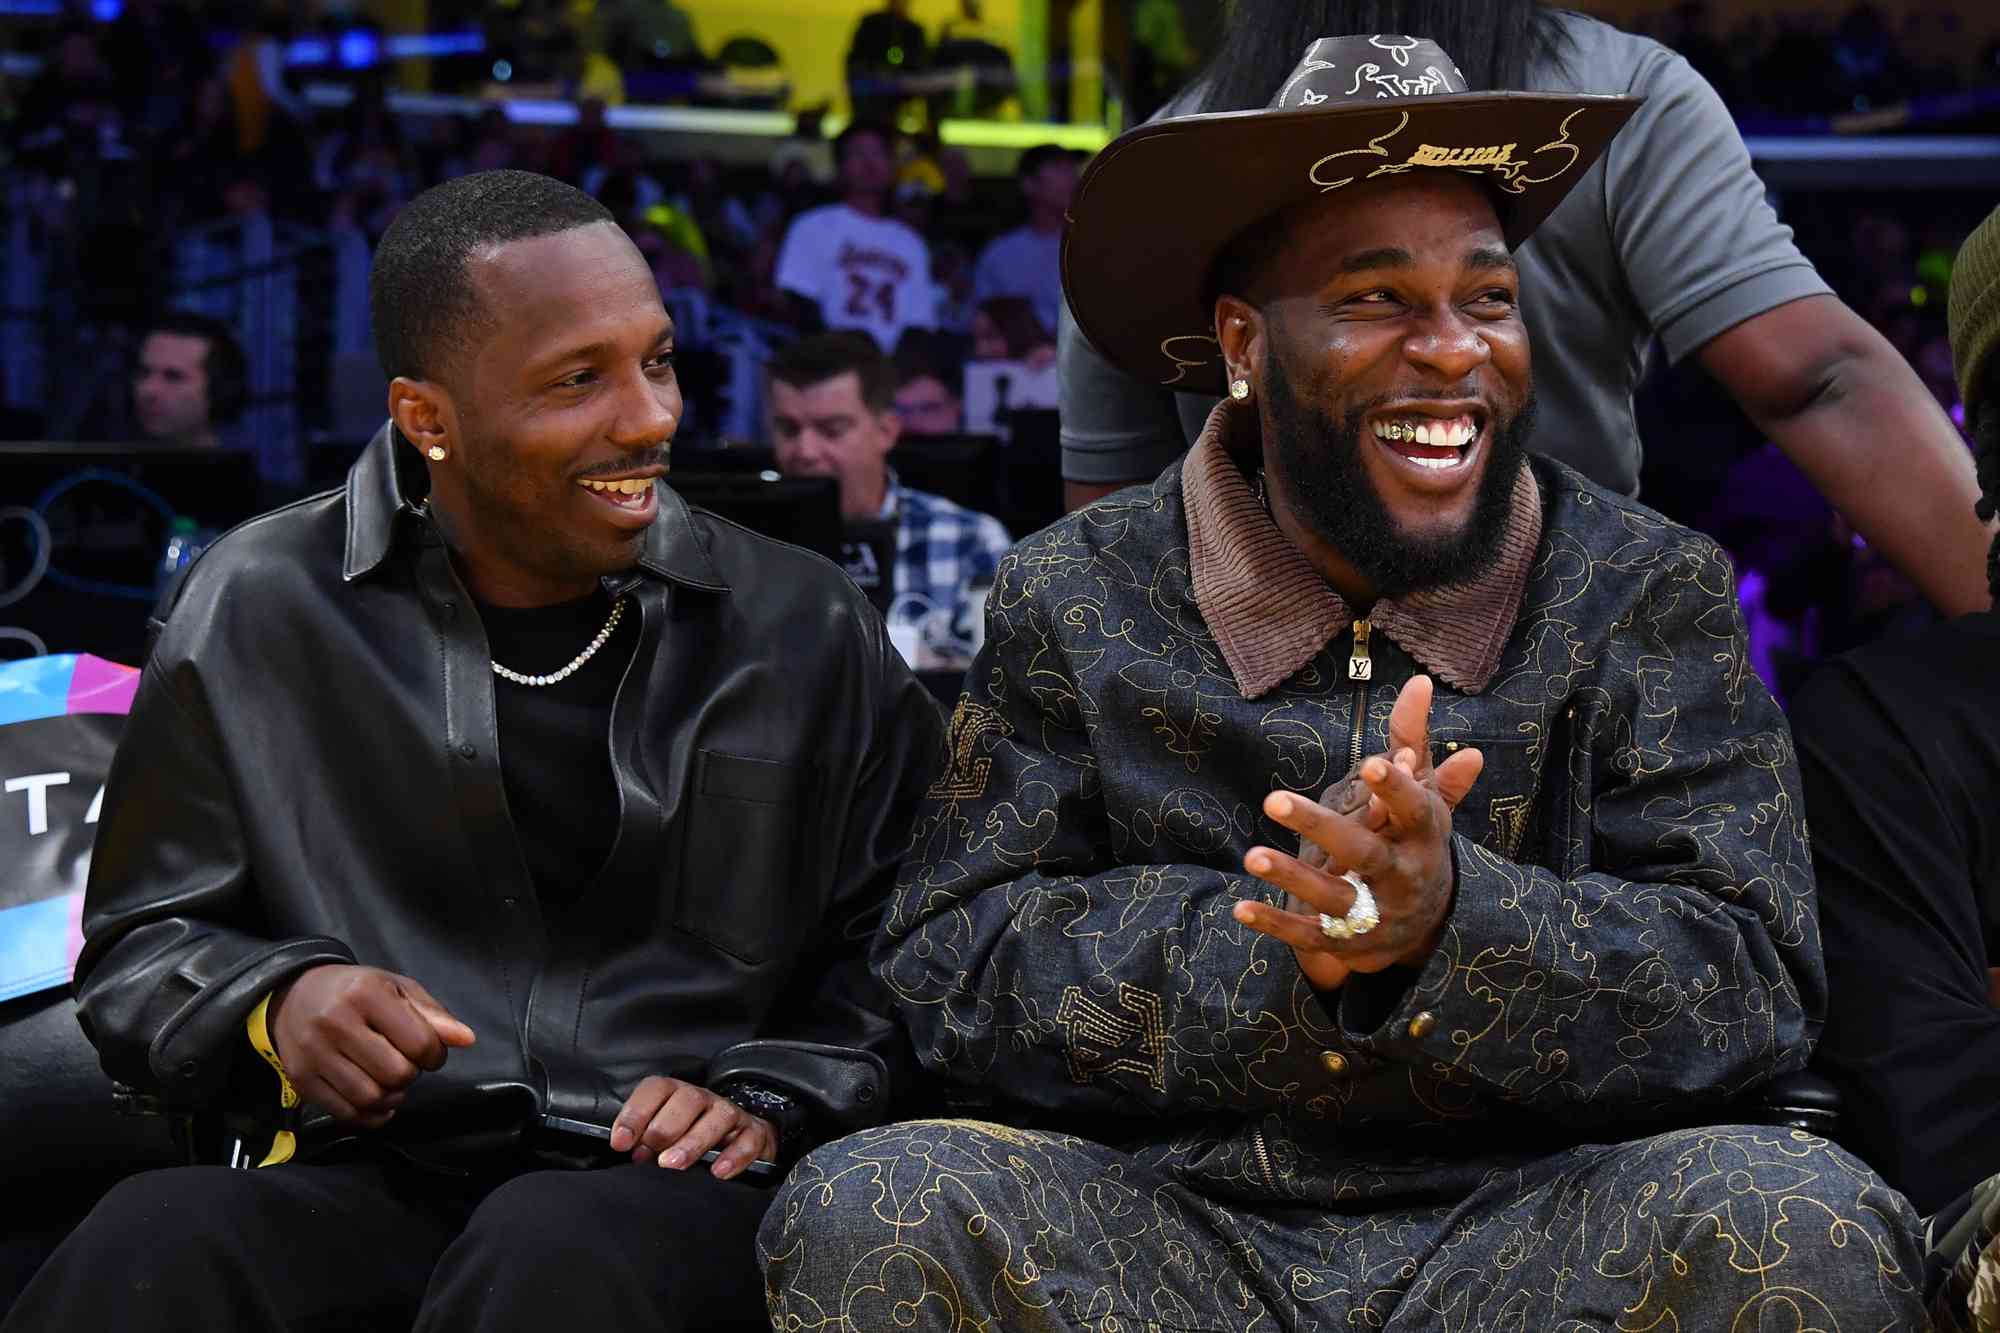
[{"x1": 76, "y1": 425, "x2": 945, "y2": 1153}]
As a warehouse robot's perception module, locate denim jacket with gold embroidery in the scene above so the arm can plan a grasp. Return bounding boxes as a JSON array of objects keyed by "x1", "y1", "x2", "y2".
[{"x1": 879, "y1": 454, "x2": 1817, "y2": 1198}]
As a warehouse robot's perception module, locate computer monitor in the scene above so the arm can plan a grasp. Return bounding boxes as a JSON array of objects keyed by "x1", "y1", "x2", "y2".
[
  {"x1": 896, "y1": 414, "x2": 1062, "y2": 542},
  {"x1": 0, "y1": 443, "x2": 265, "y2": 666},
  {"x1": 839, "y1": 518, "x2": 899, "y2": 621},
  {"x1": 664, "y1": 471, "x2": 843, "y2": 560},
  {"x1": 997, "y1": 409, "x2": 1063, "y2": 538},
  {"x1": 889, "y1": 434, "x2": 1000, "y2": 519}
]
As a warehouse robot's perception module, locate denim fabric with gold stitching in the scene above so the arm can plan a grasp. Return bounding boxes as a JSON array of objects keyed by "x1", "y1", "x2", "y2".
[{"x1": 759, "y1": 441, "x2": 1927, "y2": 1331}]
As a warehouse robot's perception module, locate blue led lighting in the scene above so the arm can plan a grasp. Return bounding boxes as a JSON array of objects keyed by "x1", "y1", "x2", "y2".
[
  {"x1": 337, "y1": 28, "x2": 380, "y2": 68},
  {"x1": 284, "y1": 29, "x2": 485, "y2": 67}
]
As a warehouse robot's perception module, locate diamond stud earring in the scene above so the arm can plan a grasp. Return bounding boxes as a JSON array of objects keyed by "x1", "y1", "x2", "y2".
[
  {"x1": 1229, "y1": 379, "x2": 1251, "y2": 401},
  {"x1": 427, "y1": 446, "x2": 447, "y2": 462}
]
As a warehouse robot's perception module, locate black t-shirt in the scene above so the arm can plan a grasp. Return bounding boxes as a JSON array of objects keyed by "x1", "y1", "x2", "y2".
[
  {"x1": 476, "y1": 588, "x2": 634, "y2": 911},
  {"x1": 1793, "y1": 611, "x2": 2000, "y2": 1216}
]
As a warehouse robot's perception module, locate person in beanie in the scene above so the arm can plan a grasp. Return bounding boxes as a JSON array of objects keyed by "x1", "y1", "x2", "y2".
[
  {"x1": 758, "y1": 35, "x2": 1928, "y2": 1331},
  {"x1": 1801, "y1": 203, "x2": 2000, "y2": 1228}
]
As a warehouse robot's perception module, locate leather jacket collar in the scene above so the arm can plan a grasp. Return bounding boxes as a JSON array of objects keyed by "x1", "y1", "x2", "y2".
[{"x1": 341, "y1": 422, "x2": 730, "y2": 595}]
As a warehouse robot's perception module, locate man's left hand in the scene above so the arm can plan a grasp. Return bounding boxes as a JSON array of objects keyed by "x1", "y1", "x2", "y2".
[
  {"x1": 609, "y1": 1077, "x2": 777, "y2": 1180},
  {"x1": 1233, "y1": 675, "x2": 1482, "y2": 988}
]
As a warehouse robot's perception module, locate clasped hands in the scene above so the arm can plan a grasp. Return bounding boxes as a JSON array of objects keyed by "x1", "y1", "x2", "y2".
[
  {"x1": 1231, "y1": 675, "x2": 1483, "y2": 990},
  {"x1": 267, "y1": 964, "x2": 774, "y2": 1179}
]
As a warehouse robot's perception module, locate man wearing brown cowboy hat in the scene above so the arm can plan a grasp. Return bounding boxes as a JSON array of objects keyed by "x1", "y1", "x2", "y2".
[{"x1": 755, "y1": 35, "x2": 1929, "y2": 1330}]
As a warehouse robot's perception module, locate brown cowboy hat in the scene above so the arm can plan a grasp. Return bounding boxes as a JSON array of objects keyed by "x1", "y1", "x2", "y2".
[{"x1": 1062, "y1": 35, "x2": 1641, "y2": 397}]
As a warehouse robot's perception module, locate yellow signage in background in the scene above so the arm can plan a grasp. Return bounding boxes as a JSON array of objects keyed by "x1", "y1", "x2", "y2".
[{"x1": 677, "y1": 0, "x2": 1104, "y2": 133}]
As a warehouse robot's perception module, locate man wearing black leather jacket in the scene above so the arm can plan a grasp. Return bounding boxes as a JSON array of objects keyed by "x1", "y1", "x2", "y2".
[{"x1": 4, "y1": 170, "x2": 944, "y2": 1332}]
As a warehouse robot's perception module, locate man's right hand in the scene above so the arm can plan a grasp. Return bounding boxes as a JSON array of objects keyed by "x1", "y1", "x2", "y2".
[
  {"x1": 268, "y1": 964, "x2": 476, "y2": 1128},
  {"x1": 1256, "y1": 676, "x2": 1483, "y2": 990},
  {"x1": 1302, "y1": 674, "x2": 1456, "y2": 850}
]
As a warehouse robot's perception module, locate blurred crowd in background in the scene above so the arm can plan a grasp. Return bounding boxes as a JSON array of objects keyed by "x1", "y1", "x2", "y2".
[{"x1": 4, "y1": 0, "x2": 2000, "y2": 695}]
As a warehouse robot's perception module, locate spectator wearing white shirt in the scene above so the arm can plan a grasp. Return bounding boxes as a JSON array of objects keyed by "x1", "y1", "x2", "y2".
[
  {"x1": 775, "y1": 123, "x2": 938, "y2": 352},
  {"x1": 971, "y1": 144, "x2": 1077, "y2": 336}
]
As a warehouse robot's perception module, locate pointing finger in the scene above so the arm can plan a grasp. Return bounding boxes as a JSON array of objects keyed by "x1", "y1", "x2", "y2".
[{"x1": 1386, "y1": 675, "x2": 1436, "y2": 780}]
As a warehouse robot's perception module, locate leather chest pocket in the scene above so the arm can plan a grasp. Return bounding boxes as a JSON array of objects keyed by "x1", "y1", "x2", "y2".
[
  {"x1": 676, "y1": 751, "x2": 813, "y2": 965},
  {"x1": 1431, "y1": 736, "x2": 1542, "y2": 864}
]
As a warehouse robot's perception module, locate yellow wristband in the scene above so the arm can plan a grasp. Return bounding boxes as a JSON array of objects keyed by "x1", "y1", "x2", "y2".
[{"x1": 245, "y1": 994, "x2": 299, "y2": 1168}]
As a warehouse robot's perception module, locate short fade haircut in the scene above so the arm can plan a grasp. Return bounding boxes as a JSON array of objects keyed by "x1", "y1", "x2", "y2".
[
  {"x1": 369, "y1": 169, "x2": 613, "y2": 383},
  {"x1": 767, "y1": 331, "x2": 897, "y2": 412},
  {"x1": 1017, "y1": 143, "x2": 1076, "y2": 180}
]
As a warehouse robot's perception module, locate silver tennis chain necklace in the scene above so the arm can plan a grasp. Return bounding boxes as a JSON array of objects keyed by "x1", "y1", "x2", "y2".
[{"x1": 491, "y1": 596, "x2": 627, "y2": 687}]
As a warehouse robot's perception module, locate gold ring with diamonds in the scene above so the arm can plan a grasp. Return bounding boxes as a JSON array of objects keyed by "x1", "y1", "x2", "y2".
[{"x1": 1317, "y1": 872, "x2": 1380, "y2": 941}]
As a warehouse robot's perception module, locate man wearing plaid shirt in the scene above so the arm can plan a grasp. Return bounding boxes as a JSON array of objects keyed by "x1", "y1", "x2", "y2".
[{"x1": 768, "y1": 333, "x2": 1011, "y2": 666}]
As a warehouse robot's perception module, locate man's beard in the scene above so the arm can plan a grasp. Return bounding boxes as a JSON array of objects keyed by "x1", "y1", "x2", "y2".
[{"x1": 1263, "y1": 350, "x2": 1532, "y2": 600}]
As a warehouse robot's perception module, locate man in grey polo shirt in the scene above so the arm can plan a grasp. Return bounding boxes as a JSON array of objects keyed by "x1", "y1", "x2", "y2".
[{"x1": 1060, "y1": 1, "x2": 1992, "y2": 617}]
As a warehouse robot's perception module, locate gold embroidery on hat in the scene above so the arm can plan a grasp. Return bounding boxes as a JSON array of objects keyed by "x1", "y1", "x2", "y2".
[
  {"x1": 1158, "y1": 334, "x2": 1221, "y2": 386},
  {"x1": 1309, "y1": 111, "x2": 1411, "y2": 192},
  {"x1": 1514, "y1": 107, "x2": 1587, "y2": 188},
  {"x1": 1409, "y1": 143, "x2": 1520, "y2": 169},
  {"x1": 1309, "y1": 108, "x2": 1592, "y2": 201},
  {"x1": 1385, "y1": 107, "x2": 1586, "y2": 195}
]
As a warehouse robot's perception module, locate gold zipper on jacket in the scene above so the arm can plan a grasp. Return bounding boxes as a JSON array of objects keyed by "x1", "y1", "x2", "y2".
[
  {"x1": 1348, "y1": 617, "x2": 1372, "y2": 769},
  {"x1": 1251, "y1": 1125, "x2": 1279, "y2": 1191}
]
